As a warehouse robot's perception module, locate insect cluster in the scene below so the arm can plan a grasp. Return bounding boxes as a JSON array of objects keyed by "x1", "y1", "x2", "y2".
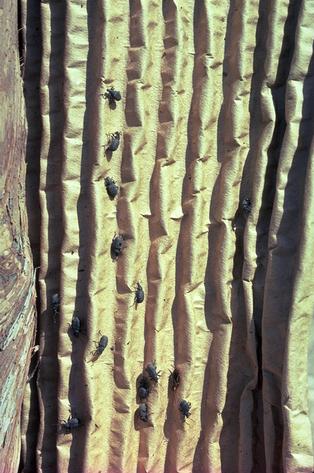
[
  {"x1": 136, "y1": 363, "x2": 190, "y2": 424},
  {"x1": 51, "y1": 83, "x2": 194, "y2": 436}
]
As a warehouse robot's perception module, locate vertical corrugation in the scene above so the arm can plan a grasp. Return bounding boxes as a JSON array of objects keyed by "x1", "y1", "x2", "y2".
[
  {"x1": 116, "y1": 2, "x2": 156, "y2": 473},
  {"x1": 162, "y1": 1, "x2": 194, "y2": 472},
  {"x1": 135, "y1": 1, "x2": 165, "y2": 470},
  {"x1": 193, "y1": 0, "x2": 256, "y2": 471},
  {"x1": 102, "y1": 2, "x2": 130, "y2": 473},
  {"x1": 278, "y1": 0, "x2": 314, "y2": 471},
  {"x1": 22, "y1": 0, "x2": 43, "y2": 471},
  {"x1": 55, "y1": 1, "x2": 92, "y2": 473},
  {"x1": 19, "y1": 1, "x2": 314, "y2": 472},
  {"x1": 261, "y1": 0, "x2": 305, "y2": 471},
  {"x1": 217, "y1": 0, "x2": 263, "y2": 469},
  {"x1": 24, "y1": 0, "x2": 42, "y2": 264},
  {"x1": 188, "y1": 0, "x2": 230, "y2": 470},
  {"x1": 167, "y1": 0, "x2": 219, "y2": 472},
  {"x1": 149, "y1": 1, "x2": 182, "y2": 472},
  {"x1": 282, "y1": 114, "x2": 314, "y2": 468},
  {"x1": 90, "y1": 1, "x2": 118, "y2": 472},
  {"x1": 309, "y1": 289, "x2": 314, "y2": 467},
  {"x1": 218, "y1": 0, "x2": 268, "y2": 472},
  {"x1": 36, "y1": 1, "x2": 66, "y2": 472},
  {"x1": 238, "y1": 0, "x2": 273, "y2": 470}
]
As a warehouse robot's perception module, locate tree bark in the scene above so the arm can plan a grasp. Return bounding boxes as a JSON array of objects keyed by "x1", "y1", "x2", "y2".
[{"x1": 0, "y1": 1, "x2": 36, "y2": 472}]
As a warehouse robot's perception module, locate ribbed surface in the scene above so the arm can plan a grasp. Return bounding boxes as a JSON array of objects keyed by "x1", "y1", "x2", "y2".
[{"x1": 21, "y1": 0, "x2": 314, "y2": 472}]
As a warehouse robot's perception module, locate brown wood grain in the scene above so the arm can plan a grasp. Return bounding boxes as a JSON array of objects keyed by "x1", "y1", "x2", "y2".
[{"x1": 0, "y1": 2, "x2": 36, "y2": 472}]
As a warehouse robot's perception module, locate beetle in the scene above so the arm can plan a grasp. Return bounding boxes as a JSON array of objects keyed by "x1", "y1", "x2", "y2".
[
  {"x1": 71, "y1": 315, "x2": 81, "y2": 337},
  {"x1": 169, "y1": 367, "x2": 180, "y2": 391},
  {"x1": 134, "y1": 282, "x2": 144, "y2": 305},
  {"x1": 138, "y1": 403, "x2": 148, "y2": 422},
  {"x1": 179, "y1": 399, "x2": 191, "y2": 420},
  {"x1": 138, "y1": 376, "x2": 150, "y2": 400},
  {"x1": 107, "y1": 132, "x2": 121, "y2": 152},
  {"x1": 111, "y1": 234, "x2": 124, "y2": 260},
  {"x1": 91, "y1": 332, "x2": 108, "y2": 357},
  {"x1": 60, "y1": 415, "x2": 81, "y2": 433},
  {"x1": 104, "y1": 87, "x2": 121, "y2": 103},
  {"x1": 138, "y1": 386, "x2": 149, "y2": 400},
  {"x1": 242, "y1": 197, "x2": 252, "y2": 214},
  {"x1": 51, "y1": 293, "x2": 60, "y2": 318},
  {"x1": 105, "y1": 177, "x2": 119, "y2": 199},
  {"x1": 145, "y1": 361, "x2": 161, "y2": 383}
]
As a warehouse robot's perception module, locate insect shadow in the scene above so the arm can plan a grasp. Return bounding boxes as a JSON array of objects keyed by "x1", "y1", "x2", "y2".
[
  {"x1": 104, "y1": 147, "x2": 113, "y2": 161},
  {"x1": 168, "y1": 366, "x2": 180, "y2": 392},
  {"x1": 108, "y1": 99, "x2": 117, "y2": 110},
  {"x1": 101, "y1": 93, "x2": 117, "y2": 110}
]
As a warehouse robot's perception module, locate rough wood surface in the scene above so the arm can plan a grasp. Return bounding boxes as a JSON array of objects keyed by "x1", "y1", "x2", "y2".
[{"x1": 0, "y1": 1, "x2": 36, "y2": 473}]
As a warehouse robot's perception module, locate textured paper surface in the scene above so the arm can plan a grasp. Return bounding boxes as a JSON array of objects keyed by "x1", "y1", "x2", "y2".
[{"x1": 15, "y1": 0, "x2": 314, "y2": 472}]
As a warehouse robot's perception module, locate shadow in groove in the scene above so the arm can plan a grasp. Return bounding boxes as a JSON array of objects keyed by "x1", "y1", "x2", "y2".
[
  {"x1": 164, "y1": 0, "x2": 210, "y2": 471},
  {"x1": 193, "y1": 0, "x2": 236, "y2": 470},
  {"x1": 267, "y1": 43, "x2": 314, "y2": 473},
  {"x1": 39, "y1": 1, "x2": 67, "y2": 471},
  {"x1": 21, "y1": 0, "x2": 42, "y2": 471},
  {"x1": 219, "y1": 0, "x2": 270, "y2": 470},
  {"x1": 254, "y1": 1, "x2": 303, "y2": 472},
  {"x1": 68, "y1": 1, "x2": 105, "y2": 472}
]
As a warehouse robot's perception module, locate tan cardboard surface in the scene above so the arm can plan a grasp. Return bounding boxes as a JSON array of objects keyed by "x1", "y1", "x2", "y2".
[{"x1": 17, "y1": 0, "x2": 314, "y2": 472}]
